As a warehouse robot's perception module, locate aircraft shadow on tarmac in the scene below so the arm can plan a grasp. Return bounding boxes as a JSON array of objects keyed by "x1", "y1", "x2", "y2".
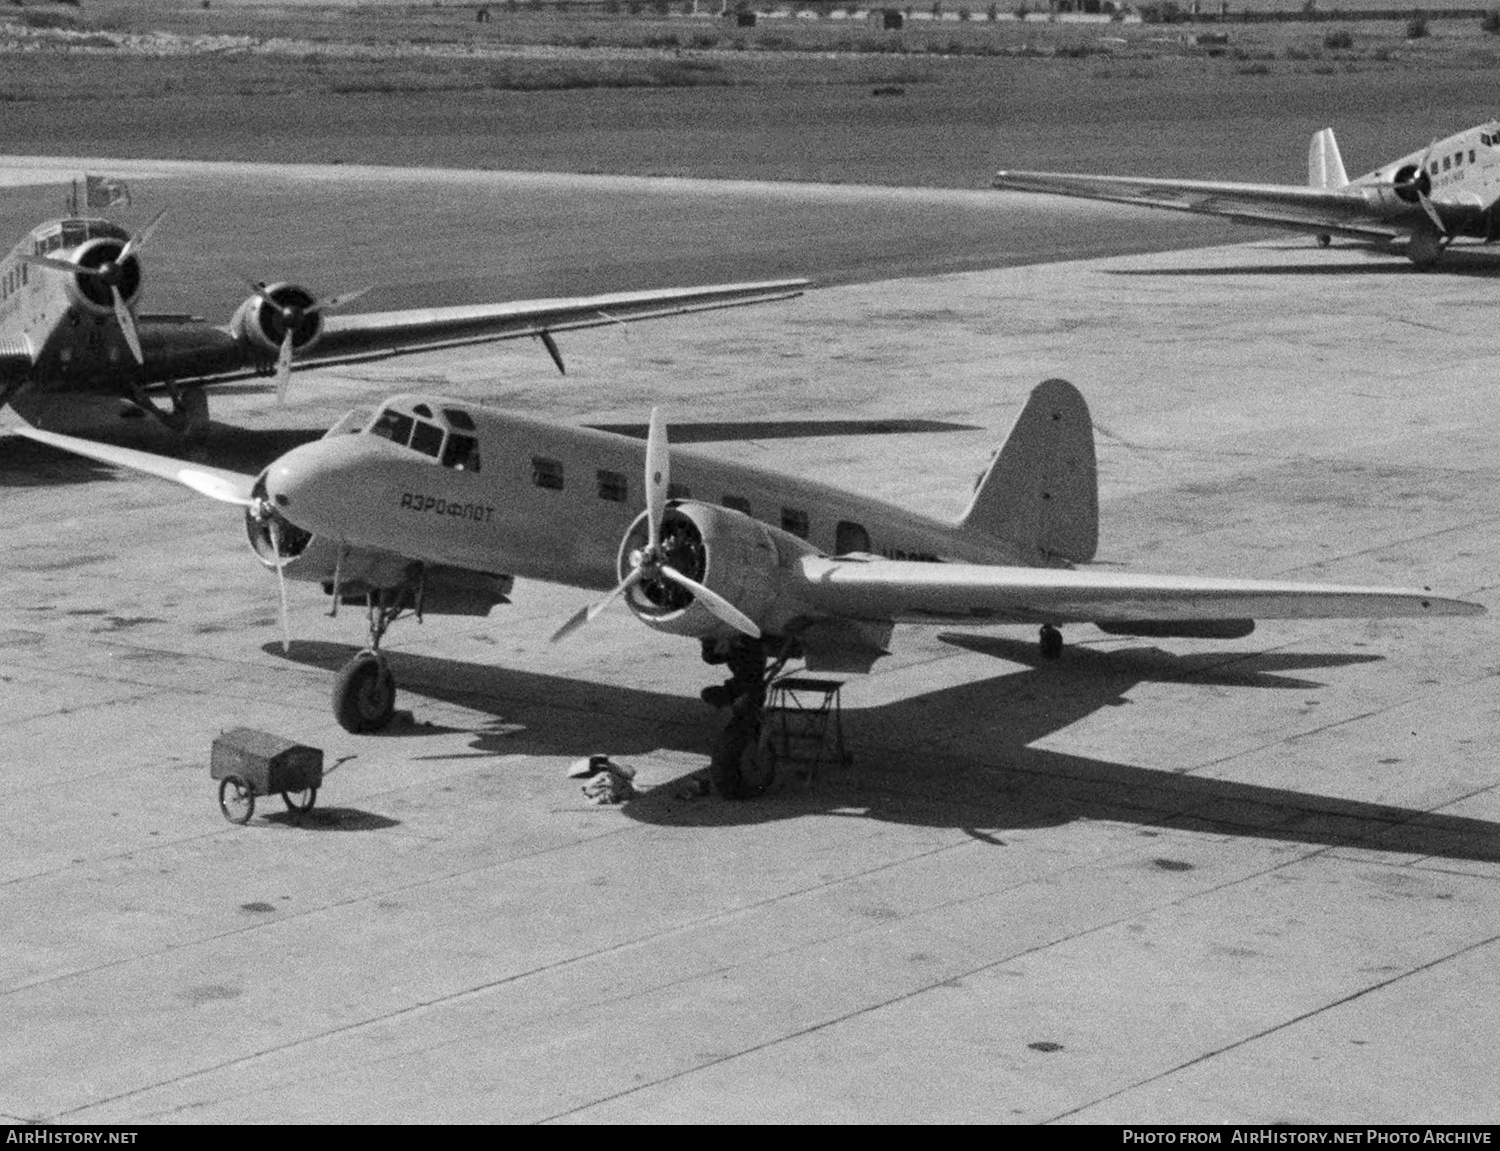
[
  {"x1": 1104, "y1": 245, "x2": 1500, "y2": 279},
  {"x1": 273, "y1": 637, "x2": 1500, "y2": 864}
]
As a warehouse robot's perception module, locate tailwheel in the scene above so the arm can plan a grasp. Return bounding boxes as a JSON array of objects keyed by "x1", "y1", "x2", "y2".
[
  {"x1": 282, "y1": 787, "x2": 318, "y2": 813},
  {"x1": 709, "y1": 709, "x2": 776, "y2": 799},
  {"x1": 1316, "y1": 233, "x2": 1331, "y2": 248},
  {"x1": 218, "y1": 775, "x2": 255, "y2": 824},
  {"x1": 1039, "y1": 624, "x2": 1063, "y2": 661},
  {"x1": 333, "y1": 650, "x2": 396, "y2": 733}
]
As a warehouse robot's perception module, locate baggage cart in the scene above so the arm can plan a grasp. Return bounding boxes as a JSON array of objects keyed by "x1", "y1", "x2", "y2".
[{"x1": 210, "y1": 728, "x2": 324, "y2": 824}]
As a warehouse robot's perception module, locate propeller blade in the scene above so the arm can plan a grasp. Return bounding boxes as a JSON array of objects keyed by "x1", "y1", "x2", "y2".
[
  {"x1": 268, "y1": 518, "x2": 292, "y2": 655},
  {"x1": 20, "y1": 252, "x2": 86, "y2": 275},
  {"x1": 308, "y1": 286, "x2": 371, "y2": 314},
  {"x1": 550, "y1": 569, "x2": 644, "y2": 643},
  {"x1": 274, "y1": 329, "x2": 295, "y2": 404},
  {"x1": 660, "y1": 565, "x2": 761, "y2": 638},
  {"x1": 111, "y1": 285, "x2": 144, "y2": 366},
  {"x1": 118, "y1": 208, "x2": 167, "y2": 263},
  {"x1": 1417, "y1": 191, "x2": 1448, "y2": 238},
  {"x1": 645, "y1": 406, "x2": 668, "y2": 555}
]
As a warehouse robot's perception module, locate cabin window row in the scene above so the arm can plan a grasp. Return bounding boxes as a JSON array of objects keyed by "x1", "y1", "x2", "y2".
[
  {"x1": 1432, "y1": 150, "x2": 1477, "y2": 175},
  {"x1": 528, "y1": 461, "x2": 815, "y2": 533},
  {"x1": 1, "y1": 264, "x2": 27, "y2": 300}
]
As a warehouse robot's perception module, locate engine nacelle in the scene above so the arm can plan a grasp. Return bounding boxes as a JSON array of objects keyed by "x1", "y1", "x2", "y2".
[
  {"x1": 618, "y1": 501, "x2": 818, "y2": 641},
  {"x1": 229, "y1": 282, "x2": 325, "y2": 358},
  {"x1": 63, "y1": 237, "x2": 143, "y2": 316},
  {"x1": 1365, "y1": 163, "x2": 1431, "y2": 209}
]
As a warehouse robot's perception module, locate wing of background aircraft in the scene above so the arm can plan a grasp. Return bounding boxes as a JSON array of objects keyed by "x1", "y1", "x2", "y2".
[
  {"x1": 298, "y1": 279, "x2": 810, "y2": 370},
  {"x1": 989, "y1": 170, "x2": 1404, "y2": 242}
]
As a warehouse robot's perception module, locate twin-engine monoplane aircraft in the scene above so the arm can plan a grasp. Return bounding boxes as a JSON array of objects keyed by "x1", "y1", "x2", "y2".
[
  {"x1": 994, "y1": 123, "x2": 1500, "y2": 269},
  {"x1": 15, "y1": 378, "x2": 1481, "y2": 797},
  {"x1": 0, "y1": 211, "x2": 806, "y2": 436}
]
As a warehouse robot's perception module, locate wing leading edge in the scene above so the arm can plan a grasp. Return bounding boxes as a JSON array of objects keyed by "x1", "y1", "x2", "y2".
[
  {"x1": 795, "y1": 556, "x2": 1482, "y2": 625},
  {"x1": 990, "y1": 171, "x2": 1405, "y2": 241},
  {"x1": 9, "y1": 426, "x2": 255, "y2": 505},
  {"x1": 305, "y1": 278, "x2": 810, "y2": 362}
]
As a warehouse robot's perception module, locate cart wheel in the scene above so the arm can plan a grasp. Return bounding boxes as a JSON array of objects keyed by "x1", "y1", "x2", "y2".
[
  {"x1": 282, "y1": 787, "x2": 318, "y2": 813},
  {"x1": 333, "y1": 651, "x2": 396, "y2": 733},
  {"x1": 218, "y1": 776, "x2": 255, "y2": 825}
]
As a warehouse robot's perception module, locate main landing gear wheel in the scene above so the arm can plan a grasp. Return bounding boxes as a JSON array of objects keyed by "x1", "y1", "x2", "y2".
[
  {"x1": 333, "y1": 651, "x2": 396, "y2": 733},
  {"x1": 709, "y1": 712, "x2": 776, "y2": 799},
  {"x1": 219, "y1": 775, "x2": 254, "y2": 824},
  {"x1": 282, "y1": 787, "x2": 318, "y2": 813},
  {"x1": 1039, "y1": 624, "x2": 1064, "y2": 661}
]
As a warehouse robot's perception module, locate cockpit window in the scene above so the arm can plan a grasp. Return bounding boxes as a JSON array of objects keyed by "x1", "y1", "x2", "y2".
[
  {"x1": 444, "y1": 407, "x2": 476, "y2": 431},
  {"x1": 410, "y1": 420, "x2": 444, "y2": 458},
  {"x1": 442, "y1": 434, "x2": 480, "y2": 471},
  {"x1": 413, "y1": 403, "x2": 433, "y2": 418},
  {"x1": 370, "y1": 409, "x2": 415, "y2": 445}
]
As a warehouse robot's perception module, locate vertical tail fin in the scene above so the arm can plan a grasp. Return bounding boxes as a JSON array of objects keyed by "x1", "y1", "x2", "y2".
[
  {"x1": 1308, "y1": 127, "x2": 1348, "y2": 190},
  {"x1": 958, "y1": 378, "x2": 1098, "y2": 563}
]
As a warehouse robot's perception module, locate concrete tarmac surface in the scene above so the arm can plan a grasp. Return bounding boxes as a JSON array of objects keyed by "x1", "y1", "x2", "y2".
[{"x1": 2, "y1": 221, "x2": 1499, "y2": 1123}]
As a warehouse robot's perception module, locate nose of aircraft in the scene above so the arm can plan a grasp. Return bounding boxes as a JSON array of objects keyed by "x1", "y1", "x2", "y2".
[{"x1": 259, "y1": 434, "x2": 379, "y2": 542}]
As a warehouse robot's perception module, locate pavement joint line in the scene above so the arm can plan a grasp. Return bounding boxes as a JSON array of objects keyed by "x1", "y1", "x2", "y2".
[
  {"x1": 539, "y1": 836, "x2": 1351, "y2": 1124},
  {"x1": 1048, "y1": 928, "x2": 1500, "y2": 1123},
  {"x1": 52, "y1": 832, "x2": 993, "y2": 1121},
  {"x1": 76, "y1": 824, "x2": 1233, "y2": 1123},
  {"x1": 8, "y1": 814, "x2": 647, "y2": 1015}
]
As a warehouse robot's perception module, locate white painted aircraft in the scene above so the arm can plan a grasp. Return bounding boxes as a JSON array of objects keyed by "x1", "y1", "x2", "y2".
[
  {"x1": 12, "y1": 378, "x2": 1481, "y2": 797},
  {"x1": 993, "y1": 124, "x2": 1500, "y2": 269},
  {"x1": 0, "y1": 211, "x2": 806, "y2": 436}
]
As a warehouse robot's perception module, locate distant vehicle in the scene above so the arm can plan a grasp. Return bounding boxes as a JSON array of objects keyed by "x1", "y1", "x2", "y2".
[
  {"x1": 0, "y1": 211, "x2": 806, "y2": 437},
  {"x1": 15, "y1": 379, "x2": 1481, "y2": 798},
  {"x1": 994, "y1": 124, "x2": 1500, "y2": 269}
]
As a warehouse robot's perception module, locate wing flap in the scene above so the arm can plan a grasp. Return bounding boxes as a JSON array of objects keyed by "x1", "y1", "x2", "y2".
[{"x1": 795, "y1": 556, "x2": 1482, "y2": 626}]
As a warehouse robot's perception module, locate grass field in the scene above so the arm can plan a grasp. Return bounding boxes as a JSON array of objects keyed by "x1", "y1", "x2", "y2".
[{"x1": 4, "y1": 0, "x2": 1500, "y2": 186}]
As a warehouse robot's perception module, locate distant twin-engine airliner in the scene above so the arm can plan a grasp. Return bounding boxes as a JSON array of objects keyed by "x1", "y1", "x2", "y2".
[
  {"x1": 0, "y1": 209, "x2": 806, "y2": 437},
  {"x1": 994, "y1": 123, "x2": 1500, "y2": 269}
]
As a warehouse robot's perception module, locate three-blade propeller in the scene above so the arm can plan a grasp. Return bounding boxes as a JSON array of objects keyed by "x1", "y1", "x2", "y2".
[
  {"x1": 240, "y1": 279, "x2": 371, "y2": 402},
  {"x1": 551, "y1": 407, "x2": 761, "y2": 644},
  {"x1": 22, "y1": 209, "x2": 166, "y2": 368},
  {"x1": 198, "y1": 478, "x2": 293, "y2": 655}
]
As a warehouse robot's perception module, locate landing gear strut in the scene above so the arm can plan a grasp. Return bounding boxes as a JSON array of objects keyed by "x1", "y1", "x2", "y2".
[
  {"x1": 704, "y1": 636, "x2": 795, "y2": 799},
  {"x1": 331, "y1": 583, "x2": 419, "y2": 733},
  {"x1": 126, "y1": 381, "x2": 210, "y2": 443},
  {"x1": 1039, "y1": 624, "x2": 1063, "y2": 660}
]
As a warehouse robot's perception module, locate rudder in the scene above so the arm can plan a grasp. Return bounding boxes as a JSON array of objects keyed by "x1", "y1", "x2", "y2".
[
  {"x1": 958, "y1": 378, "x2": 1098, "y2": 563},
  {"x1": 1308, "y1": 127, "x2": 1348, "y2": 190}
]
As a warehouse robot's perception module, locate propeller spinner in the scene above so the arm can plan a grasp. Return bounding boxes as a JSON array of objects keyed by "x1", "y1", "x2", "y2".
[
  {"x1": 22, "y1": 209, "x2": 166, "y2": 367},
  {"x1": 551, "y1": 408, "x2": 762, "y2": 644}
]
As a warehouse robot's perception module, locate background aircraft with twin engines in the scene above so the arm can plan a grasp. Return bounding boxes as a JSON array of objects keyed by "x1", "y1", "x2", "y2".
[
  {"x1": 993, "y1": 123, "x2": 1500, "y2": 269},
  {"x1": 0, "y1": 208, "x2": 806, "y2": 437},
  {"x1": 12, "y1": 378, "x2": 1481, "y2": 797}
]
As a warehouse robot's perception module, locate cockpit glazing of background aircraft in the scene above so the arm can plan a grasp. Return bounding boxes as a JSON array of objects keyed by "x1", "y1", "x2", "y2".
[
  {"x1": 993, "y1": 122, "x2": 1500, "y2": 270},
  {"x1": 14, "y1": 379, "x2": 1482, "y2": 799},
  {"x1": 0, "y1": 209, "x2": 807, "y2": 438}
]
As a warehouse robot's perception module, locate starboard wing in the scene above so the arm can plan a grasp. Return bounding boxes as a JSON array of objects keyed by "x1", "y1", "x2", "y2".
[
  {"x1": 794, "y1": 556, "x2": 1482, "y2": 626},
  {"x1": 8, "y1": 426, "x2": 256, "y2": 505}
]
